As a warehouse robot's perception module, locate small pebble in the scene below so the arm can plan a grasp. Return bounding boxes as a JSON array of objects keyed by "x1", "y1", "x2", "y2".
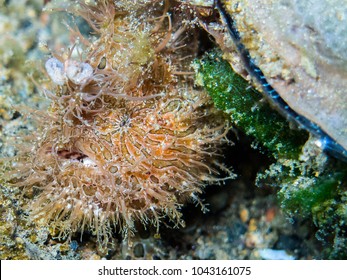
[
  {"x1": 258, "y1": 249, "x2": 295, "y2": 260},
  {"x1": 89, "y1": 253, "x2": 101, "y2": 260},
  {"x1": 133, "y1": 243, "x2": 145, "y2": 258},
  {"x1": 265, "y1": 207, "x2": 276, "y2": 222},
  {"x1": 70, "y1": 240, "x2": 79, "y2": 251},
  {"x1": 248, "y1": 218, "x2": 257, "y2": 232},
  {"x1": 239, "y1": 208, "x2": 249, "y2": 223}
]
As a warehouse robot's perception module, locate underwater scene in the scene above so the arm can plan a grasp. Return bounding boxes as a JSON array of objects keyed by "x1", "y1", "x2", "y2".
[{"x1": 1, "y1": 0, "x2": 347, "y2": 260}]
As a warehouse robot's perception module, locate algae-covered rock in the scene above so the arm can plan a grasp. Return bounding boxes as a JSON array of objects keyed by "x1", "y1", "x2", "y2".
[
  {"x1": 212, "y1": 0, "x2": 347, "y2": 155},
  {"x1": 194, "y1": 50, "x2": 308, "y2": 159}
]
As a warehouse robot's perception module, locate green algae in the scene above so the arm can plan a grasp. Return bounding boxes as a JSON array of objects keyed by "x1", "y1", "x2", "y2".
[
  {"x1": 194, "y1": 50, "x2": 308, "y2": 160},
  {"x1": 278, "y1": 170, "x2": 344, "y2": 216},
  {"x1": 276, "y1": 162, "x2": 347, "y2": 259}
]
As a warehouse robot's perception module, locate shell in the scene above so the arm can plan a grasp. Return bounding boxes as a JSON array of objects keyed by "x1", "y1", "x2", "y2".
[{"x1": 212, "y1": 0, "x2": 347, "y2": 160}]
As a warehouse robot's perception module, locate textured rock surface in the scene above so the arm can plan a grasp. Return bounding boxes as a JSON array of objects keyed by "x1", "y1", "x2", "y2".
[{"x1": 221, "y1": 0, "x2": 347, "y2": 151}]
